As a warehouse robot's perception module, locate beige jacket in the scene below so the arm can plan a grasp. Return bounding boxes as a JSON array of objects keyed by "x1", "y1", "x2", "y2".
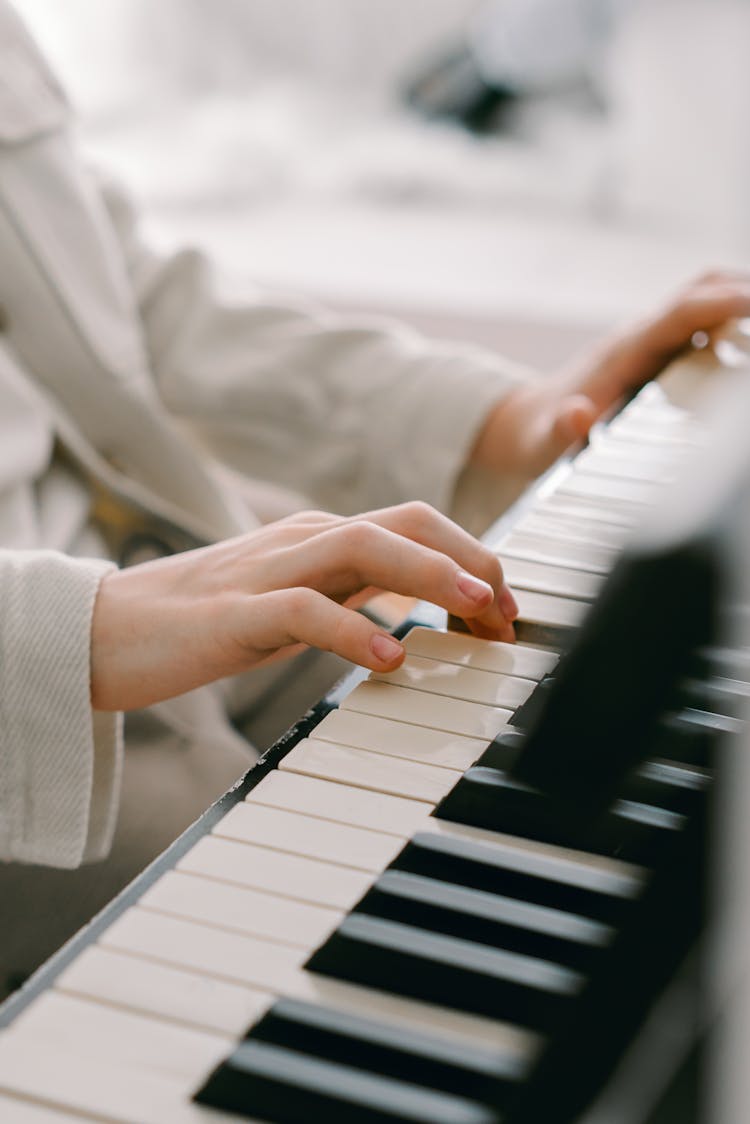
[{"x1": 0, "y1": 1, "x2": 527, "y2": 867}]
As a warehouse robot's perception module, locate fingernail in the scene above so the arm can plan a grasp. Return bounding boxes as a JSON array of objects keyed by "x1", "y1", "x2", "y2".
[
  {"x1": 499, "y1": 584, "x2": 519, "y2": 620},
  {"x1": 370, "y1": 634, "x2": 404, "y2": 664},
  {"x1": 456, "y1": 570, "x2": 494, "y2": 605}
]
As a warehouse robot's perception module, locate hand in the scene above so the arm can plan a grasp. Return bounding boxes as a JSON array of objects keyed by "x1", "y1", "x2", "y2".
[
  {"x1": 90, "y1": 502, "x2": 519, "y2": 711},
  {"x1": 471, "y1": 270, "x2": 750, "y2": 478}
]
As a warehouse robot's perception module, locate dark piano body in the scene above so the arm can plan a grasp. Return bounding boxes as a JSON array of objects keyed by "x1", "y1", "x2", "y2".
[{"x1": 1, "y1": 347, "x2": 749, "y2": 1124}]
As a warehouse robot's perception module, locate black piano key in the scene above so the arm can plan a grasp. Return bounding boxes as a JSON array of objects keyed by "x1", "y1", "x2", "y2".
[
  {"x1": 619, "y1": 758, "x2": 710, "y2": 817},
  {"x1": 306, "y1": 913, "x2": 583, "y2": 1028},
  {"x1": 434, "y1": 766, "x2": 688, "y2": 863},
  {"x1": 196, "y1": 1038, "x2": 498, "y2": 1124},
  {"x1": 645, "y1": 710, "x2": 722, "y2": 769},
  {"x1": 676, "y1": 675, "x2": 748, "y2": 717},
  {"x1": 510, "y1": 540, "x2": 718, "y2": 819},
  {"x1": 356, "y1": 869, "x2": 613, "y2": 970},
  {"x1": 481, "y1": 727, "x2": 712, "y2": 810},
  {"x1": 509, "y1": 675, "x2": 556, "y2": 731},
  {"x1": 476, "y1": 729, "x2": 526, "y2": 772},
  {"x1": 689, "y1": 643, "x2": 750, "y2": 685},
  {"x1": 248, "y1": 997, "x2": 525, "y2": 1107},
  {"x1": 393, "y1": 830, "x2": 639, "y2": 924},
  {"x1": 504, "y1": 787, "x2": 709, "y2": 1124}
]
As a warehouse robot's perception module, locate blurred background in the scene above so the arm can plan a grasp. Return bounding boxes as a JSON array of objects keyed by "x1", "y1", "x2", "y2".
[{"x1": 15, "y1": 0, "x2": 750, "y2": 369}]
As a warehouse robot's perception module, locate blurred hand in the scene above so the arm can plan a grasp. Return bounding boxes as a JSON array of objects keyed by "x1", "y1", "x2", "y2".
[
  {"x1": 472, "y1": 270, "x2": 750, "y2": 477},
  {"x1": 91, "y1": 502, "x2": 518, "y2": 711}
]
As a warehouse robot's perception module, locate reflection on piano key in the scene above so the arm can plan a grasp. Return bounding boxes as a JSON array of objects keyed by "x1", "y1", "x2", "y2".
[
  {"x1": 370, "y1": 654, "x2": 534, "y2": 710},
  {"x1": 313, "y1": 708, "x2": 486, "y2": 771},
  {"x1": 402, "y1": 627, "x2": 556, "y2": 679},
  {"x1": 341, "y1": 679, "x2": 512, "y2": 739}
]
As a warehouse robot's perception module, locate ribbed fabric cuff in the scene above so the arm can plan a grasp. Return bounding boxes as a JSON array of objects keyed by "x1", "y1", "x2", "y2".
[{"x1": 0, "y1": 551, "x2": 122, "y2": 867}]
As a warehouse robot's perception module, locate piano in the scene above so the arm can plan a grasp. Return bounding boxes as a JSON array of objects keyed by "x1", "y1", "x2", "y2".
[{"x1": 0, "y1": 339, "x2": 749, "y2": 1123}]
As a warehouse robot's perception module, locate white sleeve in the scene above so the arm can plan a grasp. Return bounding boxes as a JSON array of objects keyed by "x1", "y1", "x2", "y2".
[
  {"x1": 98, "y1": 176, "x2": 536, "y2": 526},
  {"x1": 0, "y1": 550, "x2": 123, "y2": 868}
]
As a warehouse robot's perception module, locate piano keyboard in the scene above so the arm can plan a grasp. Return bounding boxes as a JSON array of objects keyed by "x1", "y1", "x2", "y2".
[{"x1": 0, "y1": 367, "x2": 736, "y2": 1123}]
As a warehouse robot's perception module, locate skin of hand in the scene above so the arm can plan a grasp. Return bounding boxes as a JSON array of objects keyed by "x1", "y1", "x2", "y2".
[
  {"x1": 471, "y1": 270, "x2": 750, "y2": 478},
  {"x1": 90, "y1": 502, "x2": 519, "y2": 712}
]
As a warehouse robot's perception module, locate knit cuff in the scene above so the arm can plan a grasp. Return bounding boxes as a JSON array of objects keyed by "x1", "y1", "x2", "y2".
[{"x1": 0, "y1": 551, "x2": 123, "y2": 867}]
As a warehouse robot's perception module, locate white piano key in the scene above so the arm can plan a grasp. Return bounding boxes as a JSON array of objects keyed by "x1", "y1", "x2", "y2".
[
  {"x1": 608, "y1": 411, "x2": 703, "y2": 444},
  {"x1": 178, "y1": 835, "x2": 373, "y2": 910},
  {"x1": 246, "y1": 770, "x2": 433, "y2": 837},
  {"x1": 0, "y1": 1095, "x2": 80, "y2": 1122},
  {"x1": 586, "y1": 433, "x2": 686, "y2": 468},
  {"x1": 103, "y1": 908, "x2": 306, "y2": 992},
  {"x1": 501, "y1": 557, "x2": 603, "y2": 602},
  {"x1": 13, "y1": 991, "x2": 228, "y2": 1083},
  {"x1": 536, "y1": 494, "x2": 636, "y2": 527},
  {"x1": 371, "y1": 654, "x2": 535, "y2": 710},
  {"x1": 57, "y1": 945, "x2": 272, "y2": 1037},
  {"x1": 141, "y1": 869, "x2": 342, "y2": 948},
  {"x1": 214, "y1": 801, "x2": 403, "y2": 871},
  {"x1": 515, "y1": 511, "x2": 629, "y2": 549},
  {"x1": 280, "y1": 738, "x2": 461, "y2": 804},
  {"x1": 574, "y1": 446, "x2": 680, "y2": 484},
  {"x1": 557, "y1": 472, "x2": 657, "y2": 507},
  {"x1": 0, "y1": 1034, "x2": 236, "y2": 1124},
  {"x1": 403, "y1": 626, "x2": 557, "y2": 680},
  {"x1": 499, "y1": 530, "x2": 614, "y2": 574},
  {"x1": 513, "y1": 588, "x2": 589, "y2": 631},
  {"x1": 98, "y1": 907, "x2": 536, "y2": 1060},
  {"x1": 313, "y1": 708, "x2": 485, "y2": 772},
  {"x1": 341, "y1": 679, "x2": 512, "y2": 740}
]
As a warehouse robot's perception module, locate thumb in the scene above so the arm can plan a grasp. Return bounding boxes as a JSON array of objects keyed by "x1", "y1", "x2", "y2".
[
  {"x1": 551, "y1": 394, "x2": 597, "y2": 450},
  {"x1": 525, "y1": 394, "x2": 596, "y2": 472}
]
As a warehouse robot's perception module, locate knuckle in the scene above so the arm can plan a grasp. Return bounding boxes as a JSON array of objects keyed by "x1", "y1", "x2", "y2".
[
  {"x1": 391, "y1": 501, "x2": 436, "y2": 535},
  {"x1": 340, "y1": 519, "x2": 380, "y2": 554},
  {"x1": 398, "y1": 499, "x2": 437, "y2": 531},
  {"x1": 283, "y1": 586, "x2": 317, "y2": 617}
]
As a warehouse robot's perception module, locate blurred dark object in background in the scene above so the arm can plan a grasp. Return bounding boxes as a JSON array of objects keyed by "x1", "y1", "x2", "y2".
[
  {"x1": 403, "y1": 43, "x2": 518, "y2": 134},
  {"x1": 404, "y1": 0, "x2": 626, "y2": 133}
]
